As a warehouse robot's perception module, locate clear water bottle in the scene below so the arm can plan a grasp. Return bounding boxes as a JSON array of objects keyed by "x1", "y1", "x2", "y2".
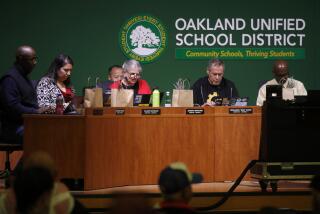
[
  {"x1": 164, "y1": 91, "x2": 171, "y2": 107},
  {"x1": 56, "y1": 94, "x2": 64, "y2": 115}
]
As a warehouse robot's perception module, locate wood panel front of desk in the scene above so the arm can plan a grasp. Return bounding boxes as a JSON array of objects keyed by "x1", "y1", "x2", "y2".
[
  {"x1": 23, "y1": 107, "x2": 261, "y2": 190},
  {"x1": 214, "y1": 107, "x2": 261, "y2": 180},
  {"x1": 24, "y1": 115, "x2": 86, "y2": 179},
  {"x1": 84, "y1": 107, "x2": 261, "y2": 190}
]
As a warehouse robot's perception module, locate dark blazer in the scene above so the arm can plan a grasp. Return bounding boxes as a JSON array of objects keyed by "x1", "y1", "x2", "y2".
[{"x1": 0, "y1": 65, "x2": 38, "y2": 139}]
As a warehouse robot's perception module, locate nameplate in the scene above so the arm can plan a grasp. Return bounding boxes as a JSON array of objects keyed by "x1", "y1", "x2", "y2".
[
  {"x1": 92, "y1": 108, "x2": 104, "y2": 115},
  {"x1": 115, "y1": 109, "x2": 125, "y2": 115},
  {"x1": 186, "y1": 109, "x2": 204, "y2": 115},
  {"x1": 229, "y1": 108, "x2": 253, "y2": 114},
  {"x1": 142, "y1": 109, "x2": 161, "y2": 115}
]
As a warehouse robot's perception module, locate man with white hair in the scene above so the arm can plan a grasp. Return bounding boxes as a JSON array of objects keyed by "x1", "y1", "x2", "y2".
[{"x1": 192, "y1": 58, "x2": 239, "y2": 106}]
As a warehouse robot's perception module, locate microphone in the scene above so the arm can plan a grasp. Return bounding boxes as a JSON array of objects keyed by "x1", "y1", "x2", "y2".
[{"x1": 201, "y1": 85, "x2": 205, "y2": 105}]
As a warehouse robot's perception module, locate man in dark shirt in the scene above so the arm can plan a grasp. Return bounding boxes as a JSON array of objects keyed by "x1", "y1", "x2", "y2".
[
  {"x1": 97, "y1": 65, "x2": 123, "y2": 106},
  {"x1": 192, "y1": 59, "x2": 239, "y2": 106},
  {"x1": 0, "y1": 46, "x2": 41, "y2": 143},
  {"x1": 156, "y1": 162, "x2": 203, "y2": 214}
]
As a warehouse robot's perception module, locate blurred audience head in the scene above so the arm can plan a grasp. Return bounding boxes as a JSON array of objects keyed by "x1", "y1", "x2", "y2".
[
  {"x1": 14, "y1": 166, "x2": 54, "y2": 214},
  {"x1": 158, "y1": 162, "x2": 203, "y2": 203},
  {"x1": 23, "y1": 150, "x2": 57, "y2": 178}
]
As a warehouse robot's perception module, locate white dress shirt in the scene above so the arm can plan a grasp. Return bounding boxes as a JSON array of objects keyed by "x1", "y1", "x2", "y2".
[{"x1": 256, "y1": 78, "x2": 307, "y2": 106}]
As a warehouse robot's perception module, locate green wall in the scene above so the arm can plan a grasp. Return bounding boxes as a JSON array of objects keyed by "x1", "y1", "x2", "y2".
[{"x1": 1, "y1": 0, "x2": 319, "y2": 105}]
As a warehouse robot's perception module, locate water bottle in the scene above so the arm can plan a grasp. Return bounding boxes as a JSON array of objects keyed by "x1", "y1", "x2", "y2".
[
  {"x1": 164, "y1": 91, "x2": 171, "y2": 107},
  {"x1": 152, "y1": 88, "x2": 160, "y2": 107},
  {"x1": 56, "y1": 94, "x2": 64, "y2": 115}
]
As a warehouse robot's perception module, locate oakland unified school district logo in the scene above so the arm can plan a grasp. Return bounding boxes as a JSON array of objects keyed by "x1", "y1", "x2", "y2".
[{"x1": 120, "y1": 15, "x2": 167, "y2": 63}]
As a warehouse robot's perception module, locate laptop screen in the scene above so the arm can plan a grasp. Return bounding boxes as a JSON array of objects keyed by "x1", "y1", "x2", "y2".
[
  {"x1": 134, "y1": 94, "x2": 151, "y2": 106},
  {"x1": 133, "y1": 92, "x2": 165, "y2": 106},
  {"x1": 266, "y1": 85, "x2": 282, "y2": 100}
]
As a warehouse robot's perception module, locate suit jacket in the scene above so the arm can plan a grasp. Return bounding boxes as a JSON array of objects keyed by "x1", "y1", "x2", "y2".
[{"x1": 0, "y1": 65, "x2": 38, "y2": 138}]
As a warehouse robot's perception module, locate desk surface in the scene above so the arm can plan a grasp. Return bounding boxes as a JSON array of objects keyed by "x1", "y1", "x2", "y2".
[{"x1": 24, "y1": 106, "x2": 261, "y2": 190}]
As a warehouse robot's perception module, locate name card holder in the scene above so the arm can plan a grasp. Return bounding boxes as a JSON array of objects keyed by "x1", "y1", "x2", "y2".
[
  {"x1": 115, "y1": 109, "x2": 125, "y2": 115},
  {"x1": 142, "y1": 109, "x2": 161, "y2": 115},
  {"x1": 92, "y1": 108, "x2": 104, "y2": 115},
  {"x1": 229, "y1": 108, "x2": 253, "y2": 114},
  {"x1": 186, "y1": 109, "x2": 204, "y2": 115}
]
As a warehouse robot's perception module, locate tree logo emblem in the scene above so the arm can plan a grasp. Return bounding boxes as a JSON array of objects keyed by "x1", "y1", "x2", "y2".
[{"x1": 120, "y1": 15, "x2": 167, "y2": 63}]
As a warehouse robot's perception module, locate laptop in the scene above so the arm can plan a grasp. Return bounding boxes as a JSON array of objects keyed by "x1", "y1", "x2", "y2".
[
  {"x1": 133, "y1": 92, "x2": 165, "y2": 107},
  {"x1": 134, "y1": 94, "x2": 151, "y2": 106},
  {"x1": 214, "y1": 97, "x2": 248, "y2": 106},
  {"x1": 266, "y1": 85, "x2": 282, "y2": 100}
]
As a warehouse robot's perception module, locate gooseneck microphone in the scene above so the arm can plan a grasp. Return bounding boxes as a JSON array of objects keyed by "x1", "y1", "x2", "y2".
[
  {"x1": 201, "y1": 85, "x2": 205, "y2": 105},
  {"x1": 230, "y1": 87, "x2": 233, "y2": 98}
]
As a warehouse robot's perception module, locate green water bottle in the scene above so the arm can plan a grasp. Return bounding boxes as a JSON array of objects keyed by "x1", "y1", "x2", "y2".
[{"x1": 152, "y1": 88, "x2": 160, "y2": 107}]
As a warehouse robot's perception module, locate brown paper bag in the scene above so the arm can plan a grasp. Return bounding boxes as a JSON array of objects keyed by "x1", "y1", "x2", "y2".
[
  {"x1": 83, "y1": 87, "x2": 103, "y2": 108},
  {"x1": 172, "y1": 89, "x2": 194, "y2": 107},
  {"x1": 111, "y1": 89, "x2": 134, "y2": 107}
]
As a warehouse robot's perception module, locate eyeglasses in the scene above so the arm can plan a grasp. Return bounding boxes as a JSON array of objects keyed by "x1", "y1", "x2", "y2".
[
  {"x1": 24, "y1": 56, "x2": 38, "y2": 63},
  {"x1": 128, "y1": 72, "x2": 141, "y2": 78}
]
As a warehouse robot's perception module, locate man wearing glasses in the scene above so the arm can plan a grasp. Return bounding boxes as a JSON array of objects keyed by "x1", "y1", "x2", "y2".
[
  {"x1": 0, "y1": 45, "x2": 42, "y2": 143},
  {"x1": 256, "y1": 60, "x2": 307, "y2": 106},
  {"x1": 110, "y1": 59, "x2": 151, "y2": 94}
]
